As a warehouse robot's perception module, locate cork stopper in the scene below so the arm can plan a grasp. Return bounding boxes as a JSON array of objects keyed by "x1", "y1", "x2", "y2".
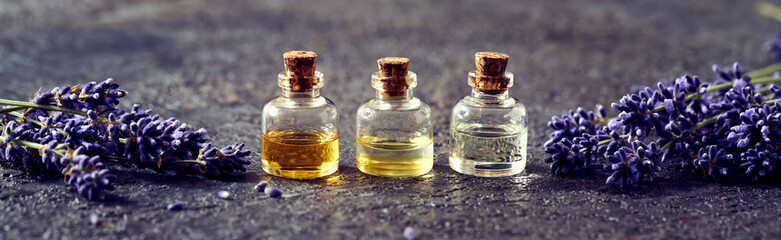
[
  {"x1": 469, "y1": 52, "x2": 513, "y2": 94},
  {"x1": 279, "y1": 51, "x2": 321, "y2": 92},
  {"x1": 378, "y1": 57, "x2": 409, "y2": 78},
  {"x1": 373, "y1": 57, "x2": 415, "y2": 97}
]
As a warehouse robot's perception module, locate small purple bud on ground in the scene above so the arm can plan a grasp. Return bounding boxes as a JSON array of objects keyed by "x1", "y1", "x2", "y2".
[
  {"x1": 90, "y1": 213, "x2": 100, "y2": 225},
  {"x1": 218, "y1": 190, "x2": 231, "y2": 199},
  {"x1": 265, "y1": 187, "x2": 282, "y2": 198},
  {"x1": 167, "y1": 201, "x2": 184, "y2": 211},
  {"x1": 403, "y1": 226, "x2": 415, "y2": 240},
  {"x1": 254, "y1": 181, "x2": 268, "y2": 192}
]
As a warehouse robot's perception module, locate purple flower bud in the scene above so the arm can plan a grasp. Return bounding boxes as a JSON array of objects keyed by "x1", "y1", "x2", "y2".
[
  {"x1": 90, "y1": 213, "x2": 100, "y2": 225},
  {"x1": 167, "y1": 201, "x2": 184, "y2": 211},
  {"x1": 254, "y1": 181, "x2": 268, "y2": 192},
  {"x1": 403, "y1": 227, "x2": 415, "y2": 240},
  {"x1": 265, "y1": 187, "x2": 282, "y2": 198},
  {"x1": 218, "y1": 190, "x2": 231, "y2": 199}
]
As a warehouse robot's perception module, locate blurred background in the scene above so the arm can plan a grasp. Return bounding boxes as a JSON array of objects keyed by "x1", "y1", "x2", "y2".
[
  {"x1": 2, "y1": 1, "x2": 776, "y2": 140},
  {"x1": 1, "y1": 0, "x2": 780, "y2": 239}
]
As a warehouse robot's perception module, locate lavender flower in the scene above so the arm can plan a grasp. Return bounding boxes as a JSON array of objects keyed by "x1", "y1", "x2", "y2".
[
  {"x1": 689, "y1": 145, "x2": 733, "y2": 182},
  {"x1": 33, "y1": 78, "x2": 126, "y2": 115},
  {"x1": 713, "y1": 63, "x2": 751, "y2": 89},
  {"x1": 764, "y1": 31, "x2": 781, "y2": 61},
  {"x1": 1, "y1": 78, "x2": 252, "y2": 201},
  {"x1": 739, "y1": 144, "x2": 781, "y2": 182},
  {"x1": 544, "y1": 138, "x2": 588, "y2": 174},
  {"x1": 544, "y1": 105, "x2": 606, "y2": 147},
  {"x1": 63, "y1": 148, "x2": 116, "y2": 201},
  {"x1": 727, "y1": 103, "x2": 781, "y2": 149},
  {"x1": 608, "y1": 89, "x2": 660, "y2": 139},
  {"x1": 603, "y1": 141, "x2": 662, "y2": 187},
  {"x1": 545, "y1": 61, "x2": 781, "y2": 186},
  {"x1": 544, "y1": 105, "x2": 607, "y2": 174},
  {"x1": 193, "y1": 143, "x2": 252, "y2": 174}
]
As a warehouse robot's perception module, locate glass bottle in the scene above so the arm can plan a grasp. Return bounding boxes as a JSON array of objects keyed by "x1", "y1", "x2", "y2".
[
  {"x1": 356, "y1": 57, "x2": 433, "y2": 177},
  {"x1": 261, "y1": 51, "x2": 339, "y2": 179},
  {"x1": 448, "y1": 52, "x2": 528, "y2": 177}
]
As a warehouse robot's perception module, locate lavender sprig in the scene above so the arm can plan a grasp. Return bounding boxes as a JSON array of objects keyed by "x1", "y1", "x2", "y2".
[
  {"x1": 0, "y1": 78, "x2": 253, "y2": 200},
  {"x1": 544, "y1": 62, "x2": 781, "y2": 186},
  {"x1": 543, "y1": 105, "x2": 608, "y2": 174}
]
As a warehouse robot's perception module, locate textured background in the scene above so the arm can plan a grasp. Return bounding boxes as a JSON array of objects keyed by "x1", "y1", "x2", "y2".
[{"x1": 1, "y1": 0, "x2": 781, "y2": 239}]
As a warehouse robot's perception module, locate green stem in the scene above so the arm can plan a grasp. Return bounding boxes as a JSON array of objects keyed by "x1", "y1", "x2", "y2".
[
  {"x1": 756, "y1": 1, "x2": 781, "y2": 24},
  {"x1": 11, "y1": 139, "x2": 43, "y2": 149},
  {"x1": 0, "y1": 99, "x2": 88, "y2": 117},
  {"x1": 8, "y1": 110, "x2": 128, "y2": 145},
  {"x1": 653, "y1": 77, "x2": 781, "y2": 112},
  {"x1": 596, "y1": 134, "x2": 630, "y2": 146},
  {"x1": 0, "y1": 98, "x2": 151, "y2": 167},
  {"x1": 694, "y1": 114, "x2": 718, "y2": 130},
  {"x1": 747, "y1": 62, "x2": 781, "y2": 79},
  {"x1": 749, "y1": 76, "x2": 781, "y2": 85},
  {"x1": 13, "y1": 139, "x2": 142, "y2": 166},
  {"x1": 9, "y1": 112, "x2": 41, "y2": 125},
  {"x1": 579, "y1": 74, "x2": 781, "y2": 153},
  {"x1": 0, "y1": 99, "x2": 109, "y2": 122},
  {"x1": 10, "y1": 139, "x2": 67, "y2": 158},
  {"x1": 660, "y1": 138, "x2": 676, "y2": 151},
  {"x1": 13, "y1": 139, "x2": 153, "y2": 168},
  {"x1": 656, "y1": 115, "x2": 719, "y2": 152},
  {"x1": 100, "y1": 154, "x2": 135, "y2": 162},
  {"x1": 0, "y1": 106, "x2": 28, "y2": 114},
  {"x1": 174, "y1": 160, "x2": 203, "y2": 164},
  {"x1": 173, "y1": 160, "x2": 207, "y2": 171}
]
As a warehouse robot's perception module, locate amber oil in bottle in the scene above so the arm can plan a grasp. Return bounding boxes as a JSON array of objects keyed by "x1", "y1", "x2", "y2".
[
  {"x1": 262, "y1": 130, "x2": 339, "y2": 179},
  {"x1": 261, "y1": 51, "x2": 340, "y2": 179}
]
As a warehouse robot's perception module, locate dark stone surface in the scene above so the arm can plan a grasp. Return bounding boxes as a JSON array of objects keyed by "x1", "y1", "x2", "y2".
[{"x1": 1, "y1": 0, "x2": 781, "y2": 239}]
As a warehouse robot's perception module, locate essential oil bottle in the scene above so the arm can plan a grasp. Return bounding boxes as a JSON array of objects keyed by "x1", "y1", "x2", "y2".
[
  {"x1": 448, "y1": 52, "x2": 528, "y2": 177},
  {"x1": 261, "y1": 51, "x2": 339, "y2": 179},
  {"x1": 355, "y1": 57, "x2": 433, "y2": 177}
]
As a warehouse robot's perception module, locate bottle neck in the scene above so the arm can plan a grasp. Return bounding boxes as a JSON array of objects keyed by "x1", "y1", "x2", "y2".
[
  {"x1": 283, "y1": 89, "x2": 320, "y2": 98},
  {"x1": 376, "y1": 88, "x2": 413, "y2": 101},
  {"x1": 371, "y1": 71, "x2": 417, "y2": 101},
  {"x1": 471, "y1": 89, "x2": 508, "y2": 101}
]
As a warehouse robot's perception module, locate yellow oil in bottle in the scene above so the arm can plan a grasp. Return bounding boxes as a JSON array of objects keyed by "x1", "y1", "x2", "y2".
[
  {"x1": 261, "y1": 130, "x2": 339, "y2": 179},
  {"x1": 356, "y1": 135, "x2": 433, "y2": 177}
]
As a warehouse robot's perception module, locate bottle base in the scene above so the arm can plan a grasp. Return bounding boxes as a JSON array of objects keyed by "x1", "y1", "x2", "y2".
[
  {"x1": 449, "y1": 157, "x2": 525, "y2": 177},
  {"x1": 261, "y1": 162, "x2": 338, "y2": 180},
  {"x1": 357, "y1": 162, "x2": 432, "y2": 177},
  {"x1": 355, "y1": 137, "x2": 434, "y2": 177}
]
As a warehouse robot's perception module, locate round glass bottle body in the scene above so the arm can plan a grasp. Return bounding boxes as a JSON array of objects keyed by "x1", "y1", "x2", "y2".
[
  {"x1": 448, "y1": 73, "x2": 528, "y2": 177},
  {"x1": 261, "y1": 72, "x2": 339, "y2": 179},
  {"x1": 356, "y1": 72, "x2": 433, "y2": 177}
]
